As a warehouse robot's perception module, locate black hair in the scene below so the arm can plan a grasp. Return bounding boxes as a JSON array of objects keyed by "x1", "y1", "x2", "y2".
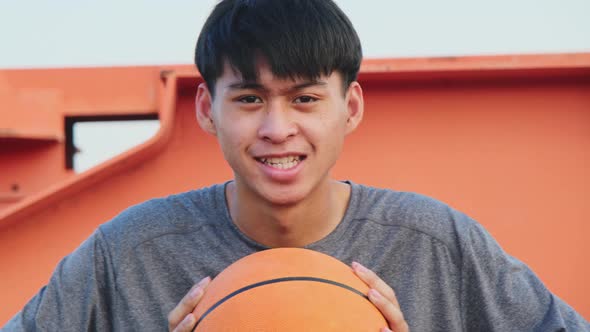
[{"x1": 195, "y1": 0, "x2": 362, "y2": 96}]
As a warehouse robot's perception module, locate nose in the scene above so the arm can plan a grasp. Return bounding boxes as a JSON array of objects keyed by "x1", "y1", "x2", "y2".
[{"x1": 257, "y1": 101, "x2": 298, "y2": 143}]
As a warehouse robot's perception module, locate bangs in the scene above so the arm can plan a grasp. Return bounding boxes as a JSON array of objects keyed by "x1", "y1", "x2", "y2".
[{"x1": 196, "y1": 0, "x2": 362, "y2": 94}]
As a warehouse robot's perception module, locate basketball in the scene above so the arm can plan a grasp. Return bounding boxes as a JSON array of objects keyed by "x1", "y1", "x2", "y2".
[{"x1": 192, "y1": 248, "x2": 387, "y2": 331}]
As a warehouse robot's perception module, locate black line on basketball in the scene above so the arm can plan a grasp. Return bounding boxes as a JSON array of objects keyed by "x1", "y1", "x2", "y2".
[{"x1": 194, "y1": 276, "x2": 369, "y2": 328}]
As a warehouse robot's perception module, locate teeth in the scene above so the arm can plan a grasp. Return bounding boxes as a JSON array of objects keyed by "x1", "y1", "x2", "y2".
[{"x1": 259, "y1": 156, "x2": 302, "y2": 169}]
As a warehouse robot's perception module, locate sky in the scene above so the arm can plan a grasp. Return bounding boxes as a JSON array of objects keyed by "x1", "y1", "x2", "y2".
[{"x1": 1, "y1": 0, "x2": 589, "y2": 171}]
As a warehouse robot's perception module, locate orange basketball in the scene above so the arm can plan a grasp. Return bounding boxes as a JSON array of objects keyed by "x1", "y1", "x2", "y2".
[{"x1": 192, "y1": 248, "x2": 387, "y2": 331}]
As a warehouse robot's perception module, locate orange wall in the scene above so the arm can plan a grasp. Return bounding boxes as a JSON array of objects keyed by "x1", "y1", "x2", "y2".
[{"x1": 0, "y1": 56, "x2": 589, "y2": 324}]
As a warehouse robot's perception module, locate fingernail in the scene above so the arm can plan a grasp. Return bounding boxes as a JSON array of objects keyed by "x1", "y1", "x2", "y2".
[
  {"x1": 352, "y1": 261, "x2": 368, "y2": 274},
  {"x1": 184, "y1": 313, "x2": 195, "y2": 324},
  {"x1": 189, "y1": 287, "x2": 202, "y2": 299},
  {"x1": 197, "y1": 276, "x2": 211, "y2": 287}
]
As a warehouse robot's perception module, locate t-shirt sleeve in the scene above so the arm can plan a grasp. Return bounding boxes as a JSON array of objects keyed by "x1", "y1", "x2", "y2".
[
  {"x1": 2, "y1": 228, "x2": 115, "y2": 331},
  {"x1": 459, "y1": 217, "x2": 589, "y2": 331}
]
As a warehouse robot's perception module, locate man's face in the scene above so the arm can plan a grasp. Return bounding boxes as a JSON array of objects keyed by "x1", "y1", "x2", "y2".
[{"x1": 197, "y1": 61, "x2": 363, "y2": 206}]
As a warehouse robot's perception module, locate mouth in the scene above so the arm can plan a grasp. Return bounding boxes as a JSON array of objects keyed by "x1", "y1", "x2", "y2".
[{"x1": 255, "y1": 155, "x2": 307, "y2": 170}]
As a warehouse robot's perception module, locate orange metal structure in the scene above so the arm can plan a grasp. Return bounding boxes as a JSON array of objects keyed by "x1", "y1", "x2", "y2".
[{"x1": 1, "y1": 54, "x2": 589, "y2": 324}]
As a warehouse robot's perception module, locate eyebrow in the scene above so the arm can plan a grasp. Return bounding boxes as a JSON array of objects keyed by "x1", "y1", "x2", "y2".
[{"x1": 226, "y1": 80, "x2": 327, "y2": 94}]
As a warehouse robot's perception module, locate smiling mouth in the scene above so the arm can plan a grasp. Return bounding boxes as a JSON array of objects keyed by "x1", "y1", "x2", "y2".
[{"x1": 255, "y1": 155, "x2": 307, "y2": 170}]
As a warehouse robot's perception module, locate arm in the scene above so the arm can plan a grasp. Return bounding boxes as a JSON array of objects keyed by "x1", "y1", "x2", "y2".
[
  {"x1": 459, "y1": 217, "x2": 589, "y2": 331},
  {"x1": 3, "y1": 229, "x2": 115, "y2": 331}
]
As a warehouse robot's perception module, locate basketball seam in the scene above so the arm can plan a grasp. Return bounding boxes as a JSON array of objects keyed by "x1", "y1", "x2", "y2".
[{"x1": 194, "y1": 276, "x2": 369, "y2": 328}]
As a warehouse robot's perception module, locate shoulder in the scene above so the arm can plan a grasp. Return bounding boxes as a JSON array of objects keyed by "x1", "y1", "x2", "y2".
[
  {"x1": 350, "y1": 182, "x2": 478, "y2": 257},
  {"x1": 352, "y1": 182, "x2": 469, "y2": 229},
  {"x1": 97, "y1": 183, "x2": 227, "y2": 254}
]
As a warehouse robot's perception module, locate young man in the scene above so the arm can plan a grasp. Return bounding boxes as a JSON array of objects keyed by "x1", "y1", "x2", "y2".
[{"x1": 4, "y1": 0, "x2": 589, "y2": 331}]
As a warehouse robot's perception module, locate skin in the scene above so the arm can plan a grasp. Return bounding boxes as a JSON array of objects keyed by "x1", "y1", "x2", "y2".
[{"x1": 168, "y1": 61, "x2": 409, "y2": 332}]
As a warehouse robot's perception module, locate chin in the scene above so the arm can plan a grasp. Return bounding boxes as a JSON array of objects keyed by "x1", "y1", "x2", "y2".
[{"x1": 260, "y1": 186, "x2": 308, "y2": 207}]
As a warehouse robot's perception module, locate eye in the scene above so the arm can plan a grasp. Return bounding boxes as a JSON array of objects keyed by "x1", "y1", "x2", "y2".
[
  {"x1": 238, "y1": 95, "x2": 263, "y2": 104},
  {"x1": 293, "y1": 95, "x2": 318, "y2": 104}
]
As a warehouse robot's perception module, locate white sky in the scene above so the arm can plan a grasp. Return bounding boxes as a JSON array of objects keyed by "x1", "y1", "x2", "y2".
[{"x1": 1, "y1": 0, "x2": 589, "y2": 171}]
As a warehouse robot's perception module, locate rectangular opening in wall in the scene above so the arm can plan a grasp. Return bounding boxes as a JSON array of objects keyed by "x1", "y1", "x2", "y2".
[{"x1": 65, "y1": 115, "x2": 160, "y2": 173}]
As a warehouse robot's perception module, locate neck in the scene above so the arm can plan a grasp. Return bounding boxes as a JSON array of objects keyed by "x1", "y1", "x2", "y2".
[{"x1": 226, "y1": 180, "x2": 350, "y2": 248}]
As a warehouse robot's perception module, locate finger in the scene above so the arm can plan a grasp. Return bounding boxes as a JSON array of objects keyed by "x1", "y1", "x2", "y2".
[
  {"x1": 352, "y1": 262, "x2": 400, "y2": 308},
  {"x1": 369, "y1": 289, "x2": 409, "y2": 332},
  {"x1": 172, "y1": 313, "x2": 197, "y2": 332},
  {"x1": 168, "y1": 277, "x2": 210, "y2": 330},
  {"x1": 381, "y1": 328, "x2": 393, "y2": 332}
]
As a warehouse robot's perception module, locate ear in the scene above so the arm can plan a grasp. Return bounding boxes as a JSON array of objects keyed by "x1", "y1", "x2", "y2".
[
  {"x1": 195, "y1": 82, "x2": 217, "y2": 136},
  {"x1": 344, "y1": 81, "x2": 364, "y2": 135}
]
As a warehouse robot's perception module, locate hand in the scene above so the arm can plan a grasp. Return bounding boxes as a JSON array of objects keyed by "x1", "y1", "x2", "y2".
[
  {"x1": 168, "y1": 276, "x2": 211, "y2": 332},
  {"x1": 352, "y1": 262, "x2": 409, "y2": 332}
]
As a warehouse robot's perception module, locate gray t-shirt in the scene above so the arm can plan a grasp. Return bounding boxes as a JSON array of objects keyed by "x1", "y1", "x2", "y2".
[{"x1": 4, "y1": 182, "x2": 589, "y2": 331}]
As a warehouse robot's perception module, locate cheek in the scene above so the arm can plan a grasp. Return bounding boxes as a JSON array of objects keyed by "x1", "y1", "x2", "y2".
[
  {"x1": 215, "y1": 115, "x2": 256, "y2": 160},
  {"x1": 314, "y1": 105, "x2": 349, "y2": 142},
  {"x1": 298, "y1": 115, "x2": 347, "y2": 165},
  {"x1": 217, "y1": 126, "x2": 243, "y2": 156}
]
